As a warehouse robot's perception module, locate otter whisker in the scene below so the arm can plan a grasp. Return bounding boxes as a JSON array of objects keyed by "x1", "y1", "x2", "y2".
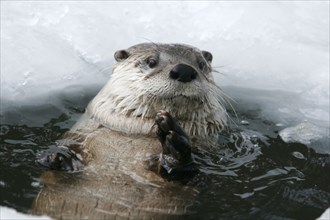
[
  {"x1": 212, "y1": 69, "x2": 226, "y2": 76},
  {"x1": 96, "y1": 65, "x2": 113, "y2": 76}
]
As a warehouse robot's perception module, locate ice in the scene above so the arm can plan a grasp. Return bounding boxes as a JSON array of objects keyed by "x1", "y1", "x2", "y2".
[
  {"x1": 291, "y1": 151, "x2": 306, "y2": 160},
  {"x1": 0, "y1": 206, "x2": 51, "y2": 220},
  {"x1": 279, "y1": 122, "x2": 330, "y2": 153},
  {"x1": 1, "y1": 2, "x2": 329, "y2": 134},
  {"x1": 317, "y1": 207, "x2": 330, "y2": 220}
]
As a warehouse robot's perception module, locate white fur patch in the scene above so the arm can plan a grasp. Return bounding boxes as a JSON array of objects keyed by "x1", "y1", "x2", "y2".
[{"x1": 83, "y1": 45, "x2": 228, "y2": 138}]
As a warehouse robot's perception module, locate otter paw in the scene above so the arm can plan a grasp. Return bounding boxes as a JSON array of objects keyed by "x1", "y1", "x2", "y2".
[
  {"x1": 155, "y1": 111, "x2": 197, "y2": 175},
  {"x1": 37, "y1": 145, "x2": 83, "y2": 172},
  {"x1": 155, "y1": 110, "x2": 188, "y2": 139}
]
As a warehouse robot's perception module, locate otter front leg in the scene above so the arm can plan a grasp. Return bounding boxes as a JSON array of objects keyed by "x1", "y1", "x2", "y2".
[
  {"x1": 37, "y1": 145, "x2": 84, "y2": 172},
  {"x1": 155, "y1": 111, "x2": 198, "y2": 175}
]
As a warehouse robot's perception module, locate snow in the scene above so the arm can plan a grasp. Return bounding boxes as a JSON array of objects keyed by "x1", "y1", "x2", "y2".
[
  {"x1": 317, "y1": 207, "x2": 330, "y2": 220},
  {"x1": 1, "y1": 2, "x2": 329, "y2": 143},
  {"x1": 0, "y1": 206, "x2": 51, "y2": 220}
]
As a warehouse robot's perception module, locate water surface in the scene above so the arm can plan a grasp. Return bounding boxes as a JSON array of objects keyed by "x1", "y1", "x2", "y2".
[{"x1": 0, "y1": 86, "x2": 329, "y2": 219}]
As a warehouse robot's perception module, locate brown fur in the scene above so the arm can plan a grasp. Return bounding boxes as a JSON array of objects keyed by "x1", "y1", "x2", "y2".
[{"x1": 32, "y1": 43, "x2": 227, "y2": 219}]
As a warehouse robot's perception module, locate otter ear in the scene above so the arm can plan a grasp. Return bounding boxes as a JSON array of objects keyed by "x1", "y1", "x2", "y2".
[
  {"x1": 114, "y1": 50, "x2": 129, "y2": 62},
  {"x1": 202, "y1": 51, "x2": 213, "y2": 63}
]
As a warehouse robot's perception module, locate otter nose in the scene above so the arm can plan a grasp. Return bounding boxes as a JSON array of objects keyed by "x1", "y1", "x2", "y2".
[{"x1": 169, "y1": 64, "x2": 197, "y2": 83}]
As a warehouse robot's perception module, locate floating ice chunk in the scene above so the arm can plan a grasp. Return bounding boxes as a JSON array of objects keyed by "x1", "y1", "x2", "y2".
[
  {"x1": 240, "y1": 120, "x2": 250, "y2": 125},
  {"x1": 291, "y1": 151, "x2": 306, "y2": 160},
  {"x1": 234, "y1": 192, "x2": 254, "y2": 199},
  {"x1": 279, "y1": 122, "x2": 327, "y2": 145}
]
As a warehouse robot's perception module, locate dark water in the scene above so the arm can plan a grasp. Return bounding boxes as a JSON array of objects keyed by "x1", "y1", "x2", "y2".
[{"x1": 0, "y1": 86, "x2": 329, "y2": 219}]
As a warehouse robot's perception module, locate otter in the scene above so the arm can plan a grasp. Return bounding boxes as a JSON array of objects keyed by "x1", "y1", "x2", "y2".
[{"x1": 32, "y1": 43, "x2": 227, "y2": 219}]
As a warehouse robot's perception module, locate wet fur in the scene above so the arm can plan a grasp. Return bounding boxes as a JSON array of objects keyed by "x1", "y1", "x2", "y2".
[
  {"x1": 32, "y1": 43, "x2": 227, "y2": 219},
  {"x1": 87, "y1": 43, "x2": 227, "y2": 138}
]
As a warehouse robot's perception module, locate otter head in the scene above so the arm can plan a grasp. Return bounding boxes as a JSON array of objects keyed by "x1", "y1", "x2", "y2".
[{"x1": 88, "y1": 43, "x2": 227, "y2": 137}]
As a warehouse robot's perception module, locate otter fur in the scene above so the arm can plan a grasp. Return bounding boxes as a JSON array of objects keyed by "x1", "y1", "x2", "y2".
[{"x1": 32, "y1": 43, "x2": 227, "y2": 219}]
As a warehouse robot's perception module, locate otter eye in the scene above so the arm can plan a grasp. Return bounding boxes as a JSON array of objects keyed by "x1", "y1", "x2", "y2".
[
  {"x1": 199, "y1": 61, "x2": 206, "y2": 70},
  {"x1": 147, "y1": 58, "x2": 157, "y2": 68}
]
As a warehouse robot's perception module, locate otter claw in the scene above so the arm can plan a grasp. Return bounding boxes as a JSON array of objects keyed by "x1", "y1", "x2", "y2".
[
  {"x1": 37, "y1": 145, "x2": 83, "y2": 172},
  {"x1": 156, "y1": 111, "x2": 174, "y2": 134},
  {"x1": 156, "y1": 111, "x2": 187, "y2": 137},
  {"x1": 155, "y1": 111, "x2": 197, "y2": 175}
]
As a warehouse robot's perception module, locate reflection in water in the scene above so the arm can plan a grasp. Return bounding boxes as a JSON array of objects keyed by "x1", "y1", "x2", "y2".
[{"x1": 0, "y1": 86, "x2": 329, "y2": 219}]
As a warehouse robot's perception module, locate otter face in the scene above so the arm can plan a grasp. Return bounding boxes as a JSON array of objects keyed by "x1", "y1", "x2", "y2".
[
  {"x1": 89, "y1": 43, "x2": 226, "y2": 136},
  {"x1": 112, "y1": 43, "x2": 215, "y2": 99}
]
